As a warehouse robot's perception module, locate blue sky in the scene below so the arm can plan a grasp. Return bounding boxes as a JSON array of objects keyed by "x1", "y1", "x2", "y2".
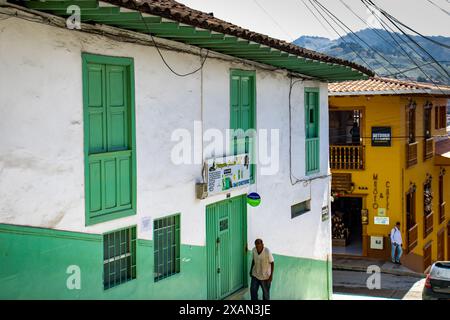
[{"x1": 181, "y1": 0, "x2": 450, "y2": 41}]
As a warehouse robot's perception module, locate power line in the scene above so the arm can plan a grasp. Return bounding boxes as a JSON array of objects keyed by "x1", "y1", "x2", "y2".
[
  {"x1": 425, "y1": 0, "x2": 450, "y2": 16},
  {"x1": 252, "y1": 0, "x2": 295, "y2": 42},
  {"x1": 389, "y1": 61, "x2": 450, "y2": 76},
  {"x1": 361, "y1": 0, "x2": 449, "y2": 92},
  {"x1": 367, "y1": 0, "x2": 450, "y2": 52},
  {"x1": 338, "y1": 0, "x2": 409, "y2": 68},
  {"x1": 312, "y1": 0, "x2": 407, "y2": 77},
  {"x1": 361, "y1": 0, "x2": 446, "y2": 91},
  {"x1": 298, "y1": 0, "x2": 334, "y2": 39},
  {"x1": 132, "y1": 2, "x2": 209, "y2": 77},
  {"x1": 300, "y1": 0, "x2": 374, "y2": 73}
]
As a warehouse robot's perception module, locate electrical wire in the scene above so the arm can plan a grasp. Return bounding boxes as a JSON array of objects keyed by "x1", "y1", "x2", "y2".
[
  {"x1": 252, "y1": 0, "x2": 295, "y2": 42},
  {"x1": 339, "y1": 0, "x2": 446, "y2": 85},
  {"x1": 298, "y1": 0, "x2": 334, "y2": 39},
  {"x1": 300, "y1": 0, "x2": 374, "y2": 74},
  {"x1": 388, "y1": 61, "x2": 450, "y2": 76},
  {"x1": 132, "y1": 2, "x2": 209, "y2": 77},
  {"x1": 377, "y1": 0, "x2": 450, "y2": 49},
  {"x1": 313, "y1": 0, "x2": 417, "y2": 79},
  {"x1": 425, "y1": 0, "x2": 450, "y2": 16},
  {"x1": 305, "y1": 0, "x2": 406, "y2": 95},
  {"x1": 361, "y1": 0, "x2": 449, "y2": 93}
]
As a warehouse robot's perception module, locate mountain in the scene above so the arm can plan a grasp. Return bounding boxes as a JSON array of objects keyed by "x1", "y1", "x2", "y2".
[{"x1": 293, "y1": 28, "x2": 450, "y2": 84}]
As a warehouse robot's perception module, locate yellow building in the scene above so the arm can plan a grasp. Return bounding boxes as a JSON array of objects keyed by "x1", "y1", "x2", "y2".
[{"x1": 328, "y1": 77, "x2": 450, "y2": 273}]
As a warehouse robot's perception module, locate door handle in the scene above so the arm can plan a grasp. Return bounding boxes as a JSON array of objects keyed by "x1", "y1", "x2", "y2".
[{"x1": 217, "y1": 268, "x2": 220, "y2": 274}]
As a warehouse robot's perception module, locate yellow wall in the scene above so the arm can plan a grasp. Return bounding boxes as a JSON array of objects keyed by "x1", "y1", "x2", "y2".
[{"x1": 330, "y1": 94, "x2": 449, "y2": 270}]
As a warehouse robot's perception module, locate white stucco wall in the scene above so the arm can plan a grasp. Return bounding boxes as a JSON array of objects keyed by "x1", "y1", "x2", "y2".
[{"x1": 0, "y1": 16, "x2": 331, "y2": 261}]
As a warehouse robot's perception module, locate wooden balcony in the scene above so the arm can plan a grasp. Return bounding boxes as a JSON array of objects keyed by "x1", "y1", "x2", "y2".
[
  {"x1": 330, "y1": 145, "x2": 365, "y2": 170},
  {"x1": 407, "y1": 224, "x2": 418, "y2": 253},
  {"x1": 439, "y1": 202, "x2": 446, "y2": 224},
  {"x1": 406, "y1": 142, "x2": 418, "y2": 168},
  {"x1": 424, "y1": 212, "x2": 434, "y2": 237},
  {"x1": 423, "y1": 137, "x2": 434, "y2": 160}
]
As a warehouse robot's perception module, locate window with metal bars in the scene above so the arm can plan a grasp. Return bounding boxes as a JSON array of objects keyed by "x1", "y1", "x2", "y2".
[
  {"x1": 154, "y1": 214, "x2": 180, "y2": 282},
  {"x1": 103, "y1": 226, "x2": 136, "y2": 290}
]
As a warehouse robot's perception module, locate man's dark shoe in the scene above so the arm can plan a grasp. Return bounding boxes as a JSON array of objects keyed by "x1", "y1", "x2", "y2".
[{"x1": 395, "y1": 261, "x2": 401, "y2": 265}]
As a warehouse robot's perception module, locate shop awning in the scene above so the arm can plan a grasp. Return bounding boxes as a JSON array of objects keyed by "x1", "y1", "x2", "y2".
[{"x1": 13, "y1": 0, "x2": 374, "y2": 81}]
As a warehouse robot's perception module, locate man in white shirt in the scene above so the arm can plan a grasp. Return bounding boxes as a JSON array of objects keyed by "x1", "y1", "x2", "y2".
[
  {"x1": 390, "y1": 222, "x2": 403, "y2": 265},
  {"x1": 250, "y1": 238, "x2": 274, "y2": 300}
]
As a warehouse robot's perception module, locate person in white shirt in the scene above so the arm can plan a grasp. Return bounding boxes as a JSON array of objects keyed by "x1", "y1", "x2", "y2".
[
  {"x1": 390, "y1": 222, "x2": 403, "y2": 265},
  {"x1": 250, "y1": 239, "x2": 274, "y2": 300}
]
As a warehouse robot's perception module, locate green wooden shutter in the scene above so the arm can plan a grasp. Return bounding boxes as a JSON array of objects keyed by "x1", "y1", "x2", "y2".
[
  {"x1": 83, "y1": 54, "x2": 136, "y2": 226},
  {"x1": 230, "y1": 70, "x2": 256, "y2": 183},
  {"x1": 305, "y1": 88, "x2": 320, "y2": 174}
]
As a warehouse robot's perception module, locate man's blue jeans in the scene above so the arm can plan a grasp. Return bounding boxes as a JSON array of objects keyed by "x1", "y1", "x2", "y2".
[
  {"x1": 250, "y1": 276, "x2": 271, "y2": 300},
  {"x1": 391, "y1": 243, "x2": 403, "y2": 263}
]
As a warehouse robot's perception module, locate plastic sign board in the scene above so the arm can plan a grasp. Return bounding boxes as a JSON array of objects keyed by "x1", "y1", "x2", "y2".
[
  {"x1": 374, "y1": 216, "x2": 390, "y2": 225},
  {"x1": 370, "y1": 236, "x2": 384, "y2": 250},
  {"x1": 377, "y1": 208, "x2": 386, "y2": 217},
  {"x1": 206, "y1": 154, "x2": 250, "y2": 196},
  {"x1": 371, "y1": 127, "x2": 391, "y2": 147}
]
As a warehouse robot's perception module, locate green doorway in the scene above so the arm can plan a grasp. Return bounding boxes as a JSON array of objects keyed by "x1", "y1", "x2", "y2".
[{"x1": 206, "y1": 195, "x2": 248, "y2": 300}]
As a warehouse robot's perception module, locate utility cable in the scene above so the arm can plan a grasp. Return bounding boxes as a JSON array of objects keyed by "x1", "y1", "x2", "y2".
[
  {"x1": 132, "y1": 2, "x2": 209, "y2": 77},
  {"x1": 361, "y1": 0, "x2": 449, "y2": 93}
]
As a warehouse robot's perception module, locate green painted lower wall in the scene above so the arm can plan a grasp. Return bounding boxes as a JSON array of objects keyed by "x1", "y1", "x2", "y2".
[
  {"x1": 0, "y1": 224, "x2": 330, "y2": 300},
  {"x1": 244, "y1": 252, "x2": 331, "y2": 300}
]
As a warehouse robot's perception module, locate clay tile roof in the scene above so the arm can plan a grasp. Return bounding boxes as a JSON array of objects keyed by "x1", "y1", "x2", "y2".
[
  {"x1": 329, "y1": 77, "x2": 450, "y2": 96},
  {"x1": 102, "y1": 0, "x2": 373, "y2": 76}
]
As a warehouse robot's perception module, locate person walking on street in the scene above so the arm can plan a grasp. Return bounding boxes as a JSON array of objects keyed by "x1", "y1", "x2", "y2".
[
  {"x1": 250, "y1": 239, "x2": 274, "y2": 300},
  {"x1": 390, "y1": 222, "x2": 403, "y2": 265}
]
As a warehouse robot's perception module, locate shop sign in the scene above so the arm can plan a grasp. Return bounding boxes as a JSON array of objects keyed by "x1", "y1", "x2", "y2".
[
  {"x1": 206, "y1": 154, "x2": 250, "y2": 196},
  {"x1": 371, "y1": 127, "x2": 391, "y2": 147},
  {"x1": 377, "y1": 208, "x2": 386, "y2": 217},
  {"x1": 374, "y1": 216, "x2": 389, "y2": 225},
  {"x1": 361, "y1": 209, "x2": 368, "y2": 225}
]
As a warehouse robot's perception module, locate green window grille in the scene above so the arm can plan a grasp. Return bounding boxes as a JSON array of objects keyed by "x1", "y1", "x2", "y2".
[
  {"x1": 154, "y1": 214, "x2": 181, "y2": 282},
  {"x1": 291, "y1": 200, "x2": 311, "y2": 219},
  {"x1": 103, "y1": 226, "x2": 137, "y2": 290}
]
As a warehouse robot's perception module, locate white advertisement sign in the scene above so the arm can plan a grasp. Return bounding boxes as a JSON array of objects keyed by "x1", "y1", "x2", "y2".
[
  {"x1": 206, "y1": 154, "x2": 250, "y2": 195},
  {"x1": 374, "y1": 216, "x2": 390, "y2": 225}
]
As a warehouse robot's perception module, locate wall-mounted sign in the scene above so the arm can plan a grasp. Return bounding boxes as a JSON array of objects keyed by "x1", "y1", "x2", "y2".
[
  {"x1": 374, "y1": 216, "x2": 390, "y2": 225},
  {"x1": 321, "y1": 206, "x2": 329, "y2": 221},
  {"x1": 377, "y1": 208, "x2": 386, "y2": 217},
  {"x1": 206, "y1": 154, "x2": 250, "y2": 196},
  {"x1": 247, "y1": 192, "x2": 261, "y2": 207},
  {"x1": 361, "y1": 209, "x2": 368, "y2": 225},
  {"x1": 370, "y1": 236, "x2": 384, "y2": 250},
  {"x1": 371, "y1": 127, "x2": 391, "y2": 147}
]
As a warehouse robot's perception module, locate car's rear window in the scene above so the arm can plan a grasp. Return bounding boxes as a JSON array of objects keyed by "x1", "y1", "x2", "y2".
[{"x1": 431, "y1": 262, "x2": 450, "y2": 278}]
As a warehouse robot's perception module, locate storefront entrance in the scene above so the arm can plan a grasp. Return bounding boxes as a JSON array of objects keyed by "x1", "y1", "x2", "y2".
[
  {"x1": 206, "y1": 195, "x2": 247, "y2": 300},
  {"x1": 332, "y1": 196, "x2": 363, "y2": 256}
]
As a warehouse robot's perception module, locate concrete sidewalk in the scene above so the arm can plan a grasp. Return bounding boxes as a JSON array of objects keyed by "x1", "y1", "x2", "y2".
[{"x1": 332, "y1": 255, "x2": 425, "y2": 278}]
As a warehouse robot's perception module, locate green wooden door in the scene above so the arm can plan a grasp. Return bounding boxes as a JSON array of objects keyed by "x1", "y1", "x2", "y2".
[
  {"x1": 206, "y1": 195, "x2": 247, "y2": 300},
  {"x1": 83, "y1": 54, "x2": 136, "y2": 225}
]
